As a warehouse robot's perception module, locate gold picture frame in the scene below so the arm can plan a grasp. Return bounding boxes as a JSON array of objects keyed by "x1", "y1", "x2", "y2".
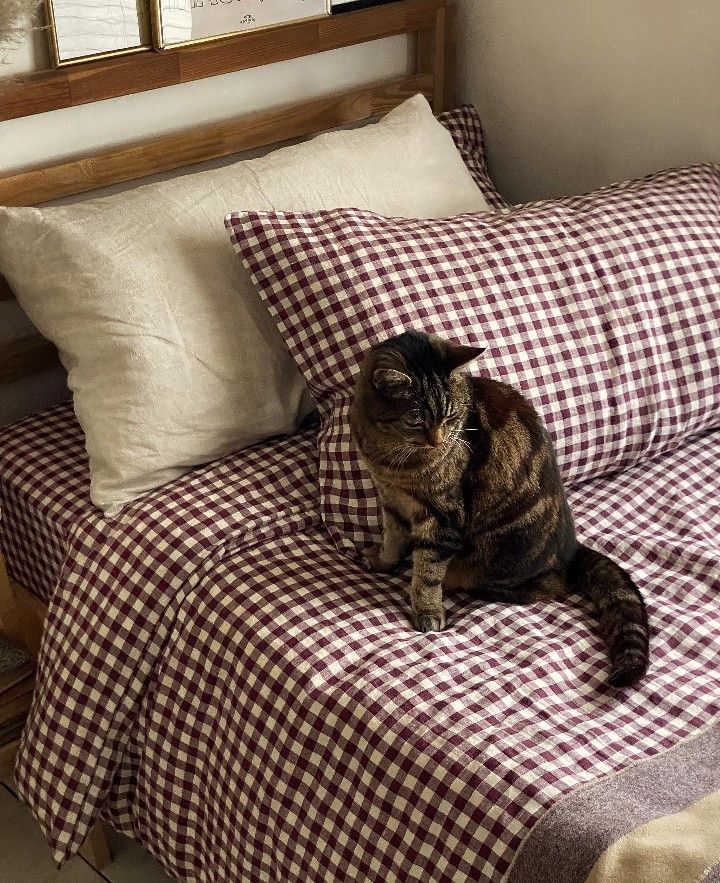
[
  {"x1": 150, "y1": 0, "x2": 331, "y2": 51},
  {"x1": 44, "y1": 0, "x2": 152, "y2": 68}
]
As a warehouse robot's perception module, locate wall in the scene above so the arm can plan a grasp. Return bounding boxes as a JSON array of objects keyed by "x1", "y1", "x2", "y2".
[
  {"x1": 456, "y1": 0, "x2": 720, "y2": 203},
  {"x1": 0, "y1": 13, "x2": 410, "y2": 423},
  {"x1": 1, "y1": 12, "x2": 410, "y2": 171}
]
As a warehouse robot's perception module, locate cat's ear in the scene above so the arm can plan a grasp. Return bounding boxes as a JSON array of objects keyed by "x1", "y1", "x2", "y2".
[
  {"x1": 446, "y1": 342, "x2": 485, "y2": 372},
  {"x1": 373, "y1": 368, "x2": 412, "y2": 397}
]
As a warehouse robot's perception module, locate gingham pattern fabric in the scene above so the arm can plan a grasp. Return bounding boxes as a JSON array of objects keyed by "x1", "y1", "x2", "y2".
[
  {"x1": 9, "y1": 416, "x2": 321, "y2": 863},
  {"x1": 0, "y1": 104, "x2": 500, "y2": 601},
  {"x1": 0, "y1": 405, "x2": 318, "y2": 603},
  {"x1": 227, "y1": 163, "x2": 720, "y2": 555},
  {"x1": 0, "y1": 403, "x2": 93, "y2": 601},
  {"x1": 49, "y1": 430, "x2": 720, "y2": 881},
  {"x1": 438, "y1": 105, "x2": 510, "y2": 209},
  {"x1": 4, "y1": 399, "x2": 720, "y2": 879}
]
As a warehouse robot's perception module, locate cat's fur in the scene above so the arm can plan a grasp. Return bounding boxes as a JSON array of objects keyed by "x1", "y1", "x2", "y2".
[{"x1": 350, "y1": 330, "x2": 649, "y2": 688}]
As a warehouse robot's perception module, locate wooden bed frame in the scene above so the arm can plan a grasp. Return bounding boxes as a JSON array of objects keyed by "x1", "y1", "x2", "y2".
[{"x1": 0, "y1": 0, "x2": 454, "y2": 867}]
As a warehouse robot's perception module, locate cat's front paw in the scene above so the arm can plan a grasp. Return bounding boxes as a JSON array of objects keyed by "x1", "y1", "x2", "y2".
[
  {"x1": 412, "y1": 607, "x2": 446, "y2": 633},
  {"x1": 364, "y1": 542, "x2": 398, "y2": 573}
]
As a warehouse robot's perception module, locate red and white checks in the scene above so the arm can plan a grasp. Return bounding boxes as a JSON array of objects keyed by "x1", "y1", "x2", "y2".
[
  {"x1": 227, "y1": 163, "x2": 720, "y2": 555},
  {"x1": 3, "y1": 409, "x2": 719, "y2": 881},
  {"x1": 437, "y1": 105, "x2": 509, "y2": 209},
  {"x1": 1, "y1": 406, "x2": 320, "y2": 864},
  {"x1": 2, "y1": 134, "x2": 719, "y2": 881}
]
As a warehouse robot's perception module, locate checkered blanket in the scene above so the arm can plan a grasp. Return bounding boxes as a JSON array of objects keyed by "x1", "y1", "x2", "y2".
[{"x1": 4, "y1": 408, "x2": 719, "y2": 881}]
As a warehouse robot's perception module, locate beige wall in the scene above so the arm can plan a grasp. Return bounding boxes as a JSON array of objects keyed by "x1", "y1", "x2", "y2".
[{"x1": 456, "y1": 0, "x2": 720, "y2": 203}]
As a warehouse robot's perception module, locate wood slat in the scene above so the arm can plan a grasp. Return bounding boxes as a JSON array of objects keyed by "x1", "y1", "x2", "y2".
[
  {"x1": 178, "y1": 2, "x2": 434, "y2": 82},
  {"x1": 415, "y1": 8, "x2": 446, "y2": 113},
  {"x1": 0, "y1": 0, "x2": 443, "y2": 122},
  {"x1": 0, "y1": 74, "x2": 432, "y2": 206},
  {"x1": 0, "y1": 70, "x2": 71, "y2": 118},
  {"x1": 442, "y1": 2, "x2": 457, "y2": 110},
  {"x1": 68, "y1": 50, "x2": 180, "y2": 107},
  {"x1": 0, "y1": 335, "x2": 58, "y2": 384}
]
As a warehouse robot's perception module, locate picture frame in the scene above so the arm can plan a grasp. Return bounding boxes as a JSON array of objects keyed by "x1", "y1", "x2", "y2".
[
  {"x1": 151, "y1": 0, "x2": 331, "y2": 51},
  {"x1": 44, "y1": 0, "x2": 151, "y2": 68}
]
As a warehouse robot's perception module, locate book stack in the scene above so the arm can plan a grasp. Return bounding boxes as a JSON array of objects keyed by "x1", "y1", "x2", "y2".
[{"x1": 0, "y1": 634, "x2": 34, "y2": 778}]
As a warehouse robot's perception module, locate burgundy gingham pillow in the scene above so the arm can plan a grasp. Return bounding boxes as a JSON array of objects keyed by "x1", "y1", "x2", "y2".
[
  {"x1": 438, "y1": 105, "x2": 509, "y2": 209},
  {"x1": 227, "y1": 164, "x2": 720, "y2": 556}
]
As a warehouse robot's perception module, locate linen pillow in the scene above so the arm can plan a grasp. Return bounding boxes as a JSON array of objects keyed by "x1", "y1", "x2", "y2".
[
  {"x1": 227, "y1": 164, "x2": 720, "y2": 557},
  {"x1": 0, "y1": 95, "x2": 492, "y2": 515}
]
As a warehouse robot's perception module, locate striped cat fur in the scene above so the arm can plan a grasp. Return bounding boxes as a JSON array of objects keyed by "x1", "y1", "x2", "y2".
[{"x1": 350, "y1": 331, "x2": 650, "y2": 688}]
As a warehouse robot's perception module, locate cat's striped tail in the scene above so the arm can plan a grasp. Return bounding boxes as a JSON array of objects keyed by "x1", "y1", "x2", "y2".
[{"x1": 567, "y1": 544, "x2": 650, "y2": 688}]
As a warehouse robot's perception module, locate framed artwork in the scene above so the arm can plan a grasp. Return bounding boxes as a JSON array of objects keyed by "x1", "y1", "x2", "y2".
[
  {"x1": 151, "y1": 0, "x2": 330, "y2": 50},
  {"x1": 44, "y1": 0, "x2": 151, "y2": 67}
]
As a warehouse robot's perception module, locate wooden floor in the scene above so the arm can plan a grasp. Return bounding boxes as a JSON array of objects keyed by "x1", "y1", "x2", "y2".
[{"x1": 0, "y1": 780, "x2": 173, "y2": 883}]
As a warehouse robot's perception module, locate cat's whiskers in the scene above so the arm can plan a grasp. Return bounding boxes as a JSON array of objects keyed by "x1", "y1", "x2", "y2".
[
  {"x1": 449, "y1": 431, "x2": 472, "y2": 454},
  {"x1": 385, "y1": 443, "x2": 415, "y2": 469}
]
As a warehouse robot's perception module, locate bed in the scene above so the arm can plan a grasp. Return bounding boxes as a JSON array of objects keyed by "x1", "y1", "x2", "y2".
[
  {"x1": 1, "y1": 4, "x2": 720, "y2": 882},
  {"x1": 1, "y1": 402, "x2": 719, "y2": 882}
]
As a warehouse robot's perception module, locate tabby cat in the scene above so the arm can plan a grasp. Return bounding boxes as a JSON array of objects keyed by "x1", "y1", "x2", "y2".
[{"x1": 350, "y1": 330, "x2": 649, "y2": 688}]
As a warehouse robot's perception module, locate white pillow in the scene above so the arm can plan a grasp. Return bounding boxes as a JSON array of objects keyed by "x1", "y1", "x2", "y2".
[{"x1": 0, "y1": 95, "x2": 491, "y2": 514}]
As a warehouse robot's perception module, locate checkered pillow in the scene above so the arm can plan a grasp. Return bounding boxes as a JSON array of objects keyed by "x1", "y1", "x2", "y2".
[
  {"x1": 227, "y1": 164, "x2": 720, "y2": 556},
  {"x1": 438, "y1": 105, "x2": 509, "y2": 209}
]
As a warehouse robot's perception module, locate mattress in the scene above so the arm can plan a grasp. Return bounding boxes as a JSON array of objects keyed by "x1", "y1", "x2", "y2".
[
  {"x1": 2, "y1": 405, "x2": 720, "y2": 881},
  {"x1": 0, "y1": 402, "x2": 319, "y2": 602},
  {"x1": 0, "y1": 402, "x2": 92, "y2": 601}
]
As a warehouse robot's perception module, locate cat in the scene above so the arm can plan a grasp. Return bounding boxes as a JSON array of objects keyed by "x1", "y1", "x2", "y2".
[{"x1": 349, "y1": 330, "x2": 649, "y2": 688}]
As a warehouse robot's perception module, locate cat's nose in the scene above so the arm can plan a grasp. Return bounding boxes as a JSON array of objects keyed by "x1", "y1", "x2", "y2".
[{"x1": 426, "y1": 427, "x2": 444, "y2": 447}]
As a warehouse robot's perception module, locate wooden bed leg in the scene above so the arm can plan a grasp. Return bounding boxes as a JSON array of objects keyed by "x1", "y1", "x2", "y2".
[
  {"x1": 0, "y1": 557, "x2": 46, "y2": 661},
  {"x1": 79, "y1": 822, "x2": 112, "y2": 871}
]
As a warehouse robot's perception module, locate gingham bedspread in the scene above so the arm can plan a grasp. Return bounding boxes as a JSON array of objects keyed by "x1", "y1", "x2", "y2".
[
  {"x1": 2, "y1": 409, "x2": 720, "y2": 881},
  {"x1": 0, "y1": 402, "x2": 93, "y2": 602}
]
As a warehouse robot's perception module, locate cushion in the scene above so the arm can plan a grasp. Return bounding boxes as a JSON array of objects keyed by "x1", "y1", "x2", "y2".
[
  {"x1": 227, "y1": 164, "x2": 720, "y2": 556},
  {"x1": 0, "y1": 95, "x2": 491, "y2": 514}
]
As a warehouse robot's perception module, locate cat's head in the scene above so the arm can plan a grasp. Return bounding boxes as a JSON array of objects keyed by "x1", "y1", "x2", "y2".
[{"x1": 350, "y1": 330, "x2": 484, "y2": 462}]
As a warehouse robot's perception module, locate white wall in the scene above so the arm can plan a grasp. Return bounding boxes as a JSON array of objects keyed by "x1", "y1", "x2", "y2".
[{"x1": 456, "y1": 0, "x2": 720, "y2": 203}]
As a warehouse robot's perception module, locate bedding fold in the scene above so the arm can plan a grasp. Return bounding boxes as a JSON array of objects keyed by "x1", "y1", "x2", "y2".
[
  {"x1": 10, "y1": 424, "x2": 320, "y2": 863},
  {"x1": 585, "y1": 789, "x2": 720, "y2": 883},
  {"x1": 507, "y1": 724, "x2": 720, "y2": 883},
  {"x1": 7, "y1": 424, "x2": 719, "y2": 881}
]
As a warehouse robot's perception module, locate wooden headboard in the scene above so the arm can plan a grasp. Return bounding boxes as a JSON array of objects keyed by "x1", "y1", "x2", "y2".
[{"x1": 0, "y1": 0, "x2": 454, "y2": 389}]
